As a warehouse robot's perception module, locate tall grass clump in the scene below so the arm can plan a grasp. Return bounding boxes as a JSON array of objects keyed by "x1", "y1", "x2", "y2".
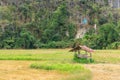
[
  {"x1": 30, "y1": 62, "x2": 92, "y2": 80},
  {"x1": 31, "y1": 63, "x2": 87, "y2": 73}
]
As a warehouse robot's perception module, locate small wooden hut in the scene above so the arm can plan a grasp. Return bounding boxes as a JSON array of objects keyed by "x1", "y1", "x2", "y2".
[{"x1": 69, "y1": 45, "x2": 94, "y2": 59}]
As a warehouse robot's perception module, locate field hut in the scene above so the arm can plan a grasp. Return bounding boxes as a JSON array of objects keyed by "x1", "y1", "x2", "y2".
[{"x1": 70, "y1": 45, "x2": 94, "y2": 59}]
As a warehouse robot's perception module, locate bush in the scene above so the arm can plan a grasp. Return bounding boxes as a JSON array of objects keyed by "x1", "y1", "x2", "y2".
[
  {"x1": 35, "y1": 40, "x2": 75, "y2": 48},
  {"x1": 46, "y1": 41, "x2": 74, "y2": 48},
  {"x1": 82, "y1": 23, "x2": 120, "y2": 49},
  {"x1": 106, "y1": 42, "x2": 120, "y2": 49},
  {"x1": 73, "y1": 53, "x2": 94, "y2": 63}
]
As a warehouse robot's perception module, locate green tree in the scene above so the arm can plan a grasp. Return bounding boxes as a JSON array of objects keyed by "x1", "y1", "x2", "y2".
[
  {"x1": 19, "y1": 28, "x2": 35, "y2": 49},
  {"x1": 42, "y1": 2, "x2": 70, "y2": 42},
  {"x1": 98, "y1": 23, "x2": 119, "y2": 49}
]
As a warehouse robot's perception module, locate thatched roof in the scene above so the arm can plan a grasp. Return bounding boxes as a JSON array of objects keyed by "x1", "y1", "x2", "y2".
[
  {"x1": 70, "y1": 45, "x2": 94, "y2": 53},
  {"x1": 80, "y1": 45, "x2": 94, "y2": 53}
]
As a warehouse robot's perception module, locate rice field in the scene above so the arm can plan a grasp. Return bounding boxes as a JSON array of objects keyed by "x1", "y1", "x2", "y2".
[
  {"x1": 0, "y1": 49, "x2": 119, "y2": 63},
  {"x1": 0, "y1": 49, "x2": 119, "y2": 80}
]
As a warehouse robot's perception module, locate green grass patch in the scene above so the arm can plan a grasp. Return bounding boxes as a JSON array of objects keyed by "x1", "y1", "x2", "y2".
[
  {"x1": 0, "y1": 49, "x2": 73, "y2": 62},
  {"x1": 0, "y1": 49, "x2": 119, "y2": 64},
  {"x1": 30, "y1": 62, "x2": 92, "y2": 80},
  {"x1": 93, "y1": 50, "x2": 120, "y2": 63},
  {"x1": 30, "y1": 63, "x2": 86, "y2": 72}
]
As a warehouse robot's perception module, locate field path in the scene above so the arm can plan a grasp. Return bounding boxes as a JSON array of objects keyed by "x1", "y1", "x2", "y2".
[
  {"x1": 84, "y1": 64, "x2": 120, "y2": 80},
  {"x1": 0, "y1": 61, "x2": 64, "y2": 80}
]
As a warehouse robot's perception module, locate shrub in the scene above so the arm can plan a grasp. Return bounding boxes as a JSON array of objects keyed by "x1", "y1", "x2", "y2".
[
  {"x1": 82, "y1": 23, "x2": 120, "y2": 49},
  {"x1": 35, "y1": 40, "x2": 75, "y2": 48},
  {"x1": 106, "y1": 42, "x2": 120, "y2": 49},
  {"x1": 73, "y1": 53, "x2": 94, "y2": 63}
]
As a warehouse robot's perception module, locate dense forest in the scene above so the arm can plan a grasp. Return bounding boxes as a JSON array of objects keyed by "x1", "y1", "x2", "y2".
[{"x1": 0, "y1": 0, "x2": 120, "y2": 49}]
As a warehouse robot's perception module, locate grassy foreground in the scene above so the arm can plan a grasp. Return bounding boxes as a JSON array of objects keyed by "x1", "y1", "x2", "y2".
[
  {"x1": 0, "y1": 49, "x2": 92, "y2": 80},
  {"x1": 0, "y1": 49, "x2": 119, "y2": 80}
]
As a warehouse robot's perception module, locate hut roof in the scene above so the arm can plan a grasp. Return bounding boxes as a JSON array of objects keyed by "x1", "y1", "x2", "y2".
[
  {"x1": 80, "y1": 45, "x2": 94, "y2": 53},
  {"x1": 70, "y1": 45, "x2": 94, "y2": 53}
]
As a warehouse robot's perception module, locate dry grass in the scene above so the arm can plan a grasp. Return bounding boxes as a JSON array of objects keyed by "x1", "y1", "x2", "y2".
[
  {"x1": 0, "y1": 49, "x2": 91, "y2": 80},
  {"x1": 84, "y1": 64, "x2": 120, "y2": 80},
  {"x1": 0, "y1": 61, "x2": 65, "y2": 80},
  {"x1": 0, "y1": 49, "x2": 119, "y2": 80}
]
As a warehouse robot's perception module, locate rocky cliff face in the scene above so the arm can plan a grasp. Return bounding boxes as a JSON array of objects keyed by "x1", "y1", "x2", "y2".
[{"x1": 76, "y1": 26, "x2": 88, "y2": 38}]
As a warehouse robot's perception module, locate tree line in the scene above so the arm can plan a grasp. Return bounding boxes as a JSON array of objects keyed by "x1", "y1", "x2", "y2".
[{"x1": 0, "y1": 0, "x2": 120, "y2": 49}]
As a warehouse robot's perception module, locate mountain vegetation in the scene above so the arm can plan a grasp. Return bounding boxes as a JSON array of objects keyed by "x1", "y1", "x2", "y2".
[{"x1": 0, "y1": 0, "x2": 120, "y2": 49}]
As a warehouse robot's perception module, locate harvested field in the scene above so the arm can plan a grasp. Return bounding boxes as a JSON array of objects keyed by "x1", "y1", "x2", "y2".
[
  {"x1": 0, "y1": 49, "x2": 119, "y2": 80},
  {"x1": 0, "y1": 61, "x2": 64, "y2": 80},
  {"x1": 84, "y1": 64, "x2": 120, "y2": 80}
]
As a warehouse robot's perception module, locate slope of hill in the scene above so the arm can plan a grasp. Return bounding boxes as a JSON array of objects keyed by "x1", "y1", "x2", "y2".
[{"x1": 0, "y1": 0, "x2": 119, "y2": 49}]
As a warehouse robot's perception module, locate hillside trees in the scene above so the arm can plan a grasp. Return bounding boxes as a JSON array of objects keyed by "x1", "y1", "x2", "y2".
[
  {"x1": 82, "y1": 23, "x2": 119, "y2": 49},
  {"x1": 41, "y1": 2, "x2": 76, "y2": 43},
  {"x1": 0, "y1": 0, "x2": 120, "y2": 49}
]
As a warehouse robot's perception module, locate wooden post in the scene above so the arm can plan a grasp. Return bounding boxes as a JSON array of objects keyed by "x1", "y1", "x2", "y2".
[
  {"x1": 85, "y1": 51, "x2": 88, "y2": 55},
  {"x1": 78, "y1": 50, "x2": 80, "y2": 54},
  {"x1": 74, "y1": 50, "x2": 77, "y2": 54},
  {"x1": 90, "y1": 53, "x2": 92, "y2": 59}
]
